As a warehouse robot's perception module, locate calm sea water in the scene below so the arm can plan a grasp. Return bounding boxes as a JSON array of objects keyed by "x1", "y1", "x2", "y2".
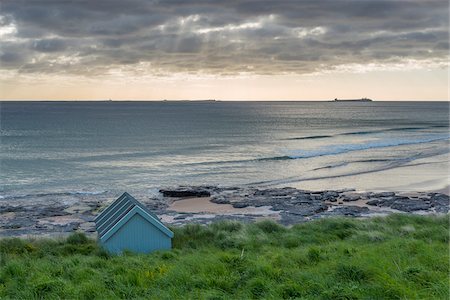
[{"x1": 1, "y1": 101, "x2": 449, "y2": 199}]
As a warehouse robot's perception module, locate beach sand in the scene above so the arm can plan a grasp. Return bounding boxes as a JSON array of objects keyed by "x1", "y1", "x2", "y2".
[{"x1": 168, "y1": 196, "x2": 279, "y2": 216}]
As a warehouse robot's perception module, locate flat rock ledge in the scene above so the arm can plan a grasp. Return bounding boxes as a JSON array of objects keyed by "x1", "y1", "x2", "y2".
[
  {"x1": 0, "y1": 186, "x2": 448, "y2": 237},
  {"x1": 202, "y1": 186, "x2": 448, "y2": 225}
]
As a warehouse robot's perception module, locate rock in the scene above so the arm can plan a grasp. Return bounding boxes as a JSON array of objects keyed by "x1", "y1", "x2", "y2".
[
  {"x1": 314, "y1": 204, "x2": 328, "y2": 213},
  {"x1": 39, "y1": 209, "x2": 70, "y2": 218},
  {"x1": 309, "y1": 194, "x2": 323, "y2": 200},
  {"x1": 336, "y1": 188, "x2": 356, "y2": 193},
  {"x1": 325, "y1": 191, "x2": 339, "y2": 197},
  {"x1": 159, "y1": 187, "x2": 211, "y2": 197},
  {"x1": 327, "y1": 206, "x2": 370, "y2": 217},
  {"x1": 232, "y1": 202, "x2": 250, "y2": 208},
  {"x1": 430, "y1": 193, "x2": 449, "y2": 213},
  {"x1": 291, "y1": 195, "x2": 313, "y2": 204},
  {"x1": 366, "y1": 199, "x2": 380, "y2": 206},
  {"x1": 342, "y1": 194, "x2": 360, "y2": 202},
  {"x1": 0, "y1": 206, "x2": 24, "y2": 213},
  {"x1": 322, "y1": 191, "x2": 339, "y2": 201},
  {"x1": 390, "y1": 200, "x2": 431, "y2": 212},
  {"x1": 394, "y1": 196, "x2": 410, "y2": 201},
  {"x1": 254, "y1": 188, "x2": 296, "y2": 197},
  {"x1": 61, "y1": 223, "x2": 80, "y2": 232},
  {"x1": 64, "y1": 204, "x2": 92, "y2": 214},
  {"x1": 1, "y1": 224, "x2": 22, "y2": 229},
  {"x1": 376, "y1": 198, "x2": 396, "y2": 207},
  {"x1": 431, "y1": 193, "x2": 449, "y2": 202},
  {"x1": 374, "y1": 192, "x2": 395, "y2": 198},
  {"x1": 210, "y1": 197, "x2": 230, "y2": 204},
  {"x1": 78, "y1": 221, "x2": 96, "y2": 233}
]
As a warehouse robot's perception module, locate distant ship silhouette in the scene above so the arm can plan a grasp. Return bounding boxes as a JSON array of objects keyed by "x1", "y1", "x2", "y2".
[{"x1": 333, "y1": 98, "x2": 372, "y2": 102}]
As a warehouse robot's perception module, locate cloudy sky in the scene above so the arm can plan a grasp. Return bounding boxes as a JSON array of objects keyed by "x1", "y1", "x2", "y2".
[{"x1": 0, "y1": 0, "x2": 448, "y2": 100}]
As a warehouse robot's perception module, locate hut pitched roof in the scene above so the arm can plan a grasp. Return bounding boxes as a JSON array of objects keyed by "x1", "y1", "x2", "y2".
[{"x1": 95, "y1": 192, "x2": 173, "y2": 241}]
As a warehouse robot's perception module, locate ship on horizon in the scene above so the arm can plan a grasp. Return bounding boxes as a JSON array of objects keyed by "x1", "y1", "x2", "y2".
[{"x1": 333, "y1": 97, "x2": 373, "y2": 102}]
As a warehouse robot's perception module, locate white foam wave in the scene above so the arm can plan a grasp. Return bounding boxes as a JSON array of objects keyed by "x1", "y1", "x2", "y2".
[{"x1": 288, "y1": 135, "x2": 449, "y2": 159}]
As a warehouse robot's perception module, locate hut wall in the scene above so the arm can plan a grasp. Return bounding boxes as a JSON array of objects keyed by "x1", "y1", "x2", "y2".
[{"x1": 102, "y1": 214, "x2": 171, "y2": 254}]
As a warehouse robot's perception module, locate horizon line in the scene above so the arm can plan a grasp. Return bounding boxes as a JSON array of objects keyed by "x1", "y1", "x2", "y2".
[
  {"x1": 0, "y1": 97, "x2": 450, "y2": 102},
  {"x1": 0, "y1": 99, "x2": 449, "y2": 102}
]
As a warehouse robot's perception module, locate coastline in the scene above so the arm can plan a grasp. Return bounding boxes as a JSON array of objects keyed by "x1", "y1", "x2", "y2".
[{"x1": 0, "y1": 185, "x2": 448, "y2": 237}]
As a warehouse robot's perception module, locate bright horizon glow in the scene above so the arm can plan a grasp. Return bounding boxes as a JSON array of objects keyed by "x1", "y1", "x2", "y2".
[{"x1": 1, "y1": 67, "x2": 447, "y2": 101}]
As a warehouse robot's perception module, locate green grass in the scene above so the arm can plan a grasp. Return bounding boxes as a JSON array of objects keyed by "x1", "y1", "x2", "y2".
[{"x1": 0, "y1": 214, "x2": 448, "y2": 299}]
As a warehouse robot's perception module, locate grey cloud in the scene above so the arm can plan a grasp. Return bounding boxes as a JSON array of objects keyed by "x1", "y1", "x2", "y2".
[
  {"x1": 435, "y1": 41, "x2": 449, "y2": 50},
  {"x1": 0, "y1": 0, "x2": 447, "y2": 75},
  {"x1": 31, "y1": 38, "x2": 67, "y2": 52},
  {"x1": 0, "y1": 52, "x2": 23, "y2": 63}
]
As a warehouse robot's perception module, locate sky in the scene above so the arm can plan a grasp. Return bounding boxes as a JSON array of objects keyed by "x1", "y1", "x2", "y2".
[{"x1": 0, "y1": 0, "x2": 448, "y2": 101}]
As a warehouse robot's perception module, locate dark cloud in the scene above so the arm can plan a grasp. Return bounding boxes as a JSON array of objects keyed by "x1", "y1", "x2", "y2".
[{"x1": 0, "y1": 0, "x2": 447, "y2": 75}]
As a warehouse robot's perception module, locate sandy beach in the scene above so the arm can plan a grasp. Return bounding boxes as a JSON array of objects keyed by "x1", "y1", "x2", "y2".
[{"x1": 168, "y1": 196, "x2": 279, "y2": 215}]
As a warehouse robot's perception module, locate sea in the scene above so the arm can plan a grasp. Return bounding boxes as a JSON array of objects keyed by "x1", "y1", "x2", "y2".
[{"x1": 1, "y1": 101, "x2": 449, "y2": 201}]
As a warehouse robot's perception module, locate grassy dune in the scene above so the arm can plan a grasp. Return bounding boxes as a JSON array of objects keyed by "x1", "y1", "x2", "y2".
[{"x1": 0, "y1": 214, "x2": 448, "y2": 299}]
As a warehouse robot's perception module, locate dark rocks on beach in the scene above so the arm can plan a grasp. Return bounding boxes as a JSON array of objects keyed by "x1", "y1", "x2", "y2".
[
  {"x1": 254, "y1": 187, "x2": 298, "y2": 197},
  {"x1": 232, "y1": 202, "x2": 251, "y2": 208},
  {"x1": 159, "y1": 187, "x2": 211, "y2": 198},
  {"x1": 373, "y1": 192, "x2": 396, "y2": 198},
  {"x1": 0, "y1": 186, "x2": 448, "y2": 236},
  {"x1": 38, "y1": 208, "x2": 71, "y2": 218},
  {"x1": 342, "y1": 194, "x2": 361, "y2": 202},
  {"x1": 364, "y1": 192, "x2": 450, "y2": 213},
  {"x1": 157, "y1": 186, "x2": 447, "y2": 225},
  {"x1": 382, "y1": 198, "x2": 397, "y2": 207},
  {"x1": 322, "y1": 191, "x2": 339, "y2": 201},
  {"x1": 366, "y1": 199, "x2": 380, "y2": 206},
  {"x1": 430, "y1": 194, "x2": 450, "y2": 213},
  {"x1": 327, "y1": 206, "x2": 370, "y2": 217},
  {"x1": 2, "y1": 224, "x2": 22, "y2": 229},
  {"x1": 0, "y1": 206, "x2": 25, "y2": 213},
  {"x1": 1, "y1": 217, "x2": 37, "y2": 231},
  {"x1": 210, "y1": 196, "x2": 230, "y2": 204},
  {"x1": 288, "y1": 203, "x2": 328, "y2": 217},
  {"x1": 390, "y1": 199, "x2": 430, "y2": 212}
]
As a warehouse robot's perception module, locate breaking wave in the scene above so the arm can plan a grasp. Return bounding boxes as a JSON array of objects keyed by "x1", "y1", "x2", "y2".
[
  {"x1": 286, "y1": 125, "x2": 448, "y2": 140},
  {"x1": 287, "y1": 135, "x2": 449, "y2": 159},
  {"x1": 183, "y1": 135, "x2": 449, "y2": 166},
  {"x1": 249, "y1": 147, "x2": 449, "y2": 187}
]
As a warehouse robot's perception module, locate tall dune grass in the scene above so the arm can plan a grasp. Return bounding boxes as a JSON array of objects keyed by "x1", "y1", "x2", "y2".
[{"x1": 0, "y1": 214, "x2": 448, "y2": 299}]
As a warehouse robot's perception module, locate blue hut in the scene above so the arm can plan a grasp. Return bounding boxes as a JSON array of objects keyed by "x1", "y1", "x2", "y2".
[{"x1": 95, "y1": 192, "x2": 173, "y2": 254}]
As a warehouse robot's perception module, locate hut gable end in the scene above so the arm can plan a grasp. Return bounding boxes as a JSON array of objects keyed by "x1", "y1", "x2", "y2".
[{"x1": 95, "y1": 192, "x2": 173, "y2": 254}]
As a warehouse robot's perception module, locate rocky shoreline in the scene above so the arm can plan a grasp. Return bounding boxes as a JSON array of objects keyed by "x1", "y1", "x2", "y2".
[{"x1": 0, "y1": 186, "x2": 448, "y2": 237}]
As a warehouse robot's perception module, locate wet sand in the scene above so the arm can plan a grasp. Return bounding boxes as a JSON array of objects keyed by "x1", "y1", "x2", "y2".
[
  {"x1": 168, "y1": 196, "x2": 279, "y2": 216},
  {"x1": 433, "y1": 185, "x2": 450, "y2": 195}
]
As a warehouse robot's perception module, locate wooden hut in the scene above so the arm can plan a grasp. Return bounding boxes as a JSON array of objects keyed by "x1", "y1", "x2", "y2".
[{"x1": 95, "y1": 192, "x2": 173, "y2": 254}]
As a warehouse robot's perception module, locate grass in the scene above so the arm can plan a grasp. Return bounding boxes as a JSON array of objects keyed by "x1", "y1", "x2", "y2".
[{"x1": 0, "y1": 214, "x2": 448, "y2": 299}]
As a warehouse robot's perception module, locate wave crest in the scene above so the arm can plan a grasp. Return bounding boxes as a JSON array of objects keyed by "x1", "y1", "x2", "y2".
[{"x1": 286, "y1": 125, "x2": 449, "y2": 141}]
